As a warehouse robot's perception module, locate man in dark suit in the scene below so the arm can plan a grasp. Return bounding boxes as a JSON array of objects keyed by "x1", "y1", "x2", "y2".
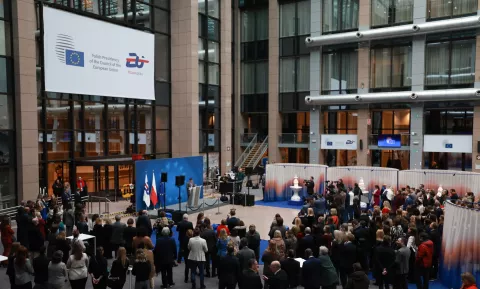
[
  {"x1": 240, "y1": 258, "x2": 263, "y2": 289},
  {"x1": 340, "y1": 233, "x2": 359, "y2": 288},
  {"x1": 33, "y1": 246, "x2": 49, "y2": 288},
  {"x1": 262, "y1": 261, "x2": 288, "y2": 289},
  {"x1": 302, "y1": 248, "x2": 322, "y2": 289},
  {"x1": 200, "y1": 218, "x2": 217, "y2": 277},
  {"x1": 227, "y1": 209, "x2": 240, "y2": 232},
  {"x1": 136, "y1": 210, "x2": 152, "y2": 237},
  {"x1": 176, "y1": 213, "x2": 193, "y2": 263},
  {"x1": 237, "y1": 238, "x2": 256, "y2": 270},
  {"x1": 298, "y1": 227, "x2": 317, "y2": 257},
  {"x1": 123, "y1": 218, "x2": 137, "y2": 256},
  {"x1": 111, "y1": 215, "x2": 127, "y2": 256},
  {"x1": 352, "y1": 220, "x2": 370, "y2": 272},
  {"x1": 281, "y1": 250, "x2": 300, "y2": 289},
  {"x1": 218, "y1": 246, "x2": 241, "y2": 289},
  {"x1": 154, "y1": 227, "x2": 177, "y2": 289}
]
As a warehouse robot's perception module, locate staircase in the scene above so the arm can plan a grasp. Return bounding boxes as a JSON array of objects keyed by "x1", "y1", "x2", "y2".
[
  {"x1": 241, "y1": 143, "x2": 261, "y2": 170},
  {"x1": 234, "y1": 135, "x2": 269, "y2": 170}
]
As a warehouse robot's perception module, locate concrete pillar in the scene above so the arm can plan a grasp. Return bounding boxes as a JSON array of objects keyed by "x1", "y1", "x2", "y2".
[
  {"x1": 356, "y1": 108, "x2": 370, "y2": 166},
  {"x1": 12, "y1": 0, "x2": 39, "y2": 203},
  {"x1": 358, "y1": 0, "x2": 370, "y2": 31},
  {"x1": 220, "y1": 0, "x2": 233, "y2": 174},
  {"x1": 309, "y1": 0, "x2": 323, "y2": 164},
  {"x1": 170, "y1": 1, "x2": 199, "y2": 157},
  {"x1": 410, "y1": 104, "x2": 424, "y2": 170},
  {"x1": 358, "y1": 43, "x2": 370, "y2": 93},
  {"x1": 412, "y1": 35, "x2": 425, "y2": 91},
  {"x1": 268, "y1": 1, "x2": 281, "y2": 163},
  {"x1": 475, "y1": 36, "x2": 480, "y2": 88},
  {"x1": 413, "y1": 0, "x2": 426, "y2": 23},
  {"x1": 472, "y1": 106, "x2": 480, "y2": 172}
]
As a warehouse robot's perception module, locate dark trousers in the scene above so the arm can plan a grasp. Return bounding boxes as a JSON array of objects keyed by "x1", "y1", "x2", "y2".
[
  {"x1": 160, "y1": 264, "x2": 174, "y2": 287},
  {"x1": 70, "y1": 277, "x2": 88, "y2": 289},
  {"x1": 430, "y1": 255, "x2": 438, "y2": 280},
  {"x1": 394, "y1": 274, "x2": 408, "y2": 289},
  {"x1": 184, "y1": 259, "x2": 191, "y2": 281},
  {"x1": 190, "y1": 260, "x2": 205, "y2": 287},
  {"x1": 377, "y1": 274, "x2": 391, "y2": 289},
  {"x1": 177, "y1": 245, "x2": 186, "y2": 262},
  {"x1": 415, "y1": 265, "x2": 431, "y2": 289},
  {"x1": 339, "y1": 268, "x2": 350, "y2": 289},
  {"x1": 205, "y1": 251, "x2": 217, "y2": 276},
  {"x1": 218, "y1": 280, "x2": 236, "y2": 289}
]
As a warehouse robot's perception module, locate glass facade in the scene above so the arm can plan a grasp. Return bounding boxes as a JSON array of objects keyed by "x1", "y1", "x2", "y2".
[
  {"x1": 425, "y1": 32, "x2": 476, "y2": 89},
  {"x1": 427, "y1": 0, "x2": 477, "y2": 19},
  {"x1": 322, "y1": 46, "x2": 358, "y2": 95},
  {"x1": 36, "y1": 1, "x2": 171, "y2": 196},
  {"x1": 370, "y1": 40, "x2": 412, "y2": 92},
  {"x1": 0, "y1": 1, "x2": 13, "y2": 207},
  {"x1": 322, "y1": 0, "x2": 359, "y2": 34},
  {"x1": 279, "y1": 0, "x2": 310, "y2": 112},
  {"x1": 371, "y1": 0, "x2": 413, "y2": 27},
  {"x1": 323, "y1": 111, "x2": 358, "y2": 166},
  {"x1": 199, "y1": 0, "x2": 220, "y2": 158}
]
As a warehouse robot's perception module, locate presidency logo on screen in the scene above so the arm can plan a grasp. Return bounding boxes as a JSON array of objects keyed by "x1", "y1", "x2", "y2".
[{"x1": 65, "y1": 49, "x2": 85, "y2": 67}]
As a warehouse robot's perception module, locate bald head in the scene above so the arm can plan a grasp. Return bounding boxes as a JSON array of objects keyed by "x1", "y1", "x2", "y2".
[{"x1": 270, "y1": 261, "x2": 281, "y2": 272}]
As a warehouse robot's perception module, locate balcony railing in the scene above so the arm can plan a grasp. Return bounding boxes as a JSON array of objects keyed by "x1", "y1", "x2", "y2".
[
  {"x1": 368, "y1": 134, "x2": 411, "y2": 147},
  {"x1": 279, "y1": 133, "x2": 310, "y2": 144}
]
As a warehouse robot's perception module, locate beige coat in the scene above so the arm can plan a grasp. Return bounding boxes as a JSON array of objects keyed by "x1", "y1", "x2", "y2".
[{"x1": 144, "y1": 249, "x2": 155, "y2": 279}]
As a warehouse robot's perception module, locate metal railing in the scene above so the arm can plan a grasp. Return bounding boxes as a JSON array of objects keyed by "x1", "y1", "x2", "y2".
[
  {"x1": 235, "y1": 133, "x2": 257, "y2": 168},
  {"x1": 240, "y1": 133, "x2": 258, "y2": 144},
  {"x1": 0, "y1": 206, "x2": 20, "y2": 220},
  {"x1": 278, "y1": 133, "x2": 310, "y2": 144},
  {"x1": 368, "y1": 134, "x2": 411, "y2": 147},
  {"x1": 246, "y1": 136, "x2": 268, "y2": 168},
  {"x1": 87, "y1": 196, "x2": 111, "y2": 215}
]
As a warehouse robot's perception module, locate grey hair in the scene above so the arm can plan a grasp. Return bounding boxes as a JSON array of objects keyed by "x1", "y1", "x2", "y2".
[
  {"x1": 115, "y1": 215, "x2": 121, "y2": 221},
  {"x1": 319, "y1": 246, "x2": 329, "y2": 255},
  {"x1": 183, "y1": 214, "x2": 188, "y2": 220},
  {"x1": 305, "y1": 227, "x2": 311, "y2": 234},
  {"x1": 161, "y1": 227, "x2": 170, "y2": 236},
  {"x1": 274, "y1": 230, "x2": 282, "y2": 238}
]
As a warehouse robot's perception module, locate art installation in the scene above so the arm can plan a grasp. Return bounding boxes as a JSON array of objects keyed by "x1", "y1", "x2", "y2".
[{"x1": 289, "y1": 175, "x2": 303, "y2": 205}]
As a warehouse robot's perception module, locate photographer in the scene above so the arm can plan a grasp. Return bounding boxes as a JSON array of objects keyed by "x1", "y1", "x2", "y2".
[{"x1": 304, "y1": 177, "x2": 315, "y2": 197}]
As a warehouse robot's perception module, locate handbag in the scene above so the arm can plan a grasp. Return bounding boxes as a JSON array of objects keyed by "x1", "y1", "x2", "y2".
[{"x1": 107, "y1": 275, "x2": 121, "y2": 288}]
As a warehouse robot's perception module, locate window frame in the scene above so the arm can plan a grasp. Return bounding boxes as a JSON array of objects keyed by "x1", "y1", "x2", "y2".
[
  {"x1": 322, "y1": 0, "x2": 359, "y2": 35},
  {"x1": 321, "y1": 46, "x2": 359, "y2": 95},
  {"x1": 426, "y1": 0, "x2": 477, "y2": 21},
  {"x1": 370, "y1": 0, "x2": 413, "y2": 29}
]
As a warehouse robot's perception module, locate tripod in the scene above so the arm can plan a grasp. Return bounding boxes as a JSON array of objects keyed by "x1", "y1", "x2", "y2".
[
  {"x1": 176, "y1": 185, "x2": 183, "y2": 211},
  {"x1": 162, "y1": 181, "x2": 167, "y2": 211}
]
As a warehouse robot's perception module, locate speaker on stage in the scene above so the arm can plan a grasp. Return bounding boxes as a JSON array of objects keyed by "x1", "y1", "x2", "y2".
[
  {"x1": 175, "y1": 175, "x2": 185, "y2": 186},
  {"x1": 161, "y1": 172, "x2": 168, "y2": 183},
  {"x1": 172, "y1": 210, "x2": 187, "y2": 223},
  {"x1": 244, "y1": 195, "x2": 255, "y2": 207}
]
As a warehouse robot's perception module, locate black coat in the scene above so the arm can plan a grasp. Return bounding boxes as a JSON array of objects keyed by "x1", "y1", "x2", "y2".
[
  {"x1": 33, "y1": 254, "x2": 49, "y2": 284},
  {"x1": 281, "y1": 258, "x2": 300, "y2": 288},
  {"x1": 346, "y1": 271, "x2": 370, "y2": 289},
  {"x1": 240, "y1": 269, "x2": 263, "y2": 289},
  {"x1": 302, "y1": 257, "x2": 323, "y2": 289},
  {"x1": 176, "y1": 220, "x2": 193, "y2": 244},
  {"x1": 92, "y1": 224, "x2": 105, "y2": 247},
  {"x1": 341, "y1": 242, "x2": 358, "y2": 273},
  {"x1": 298, "y1": 234, "x2": 316, "y2": 258},
  {"x1": 123, "y1": 226, "x2": 137, "y2": 251},
  {"x1": 373, "y1": 244, "x2": 396, "y2": 278},
  {"x1": 218, "y1": 254, "x2": 241, "y2": 285},
  {"x1": 110, "y1": 258, "x2": 130, "y2": 285},
  {"x1": 154, "y1": 236, "x2": 177, "y2": 268},
  {"x1": 200, "y1": 228, "x2": 217, "y2": 253},
  {"x1": 267, "y1": 270, "x2": 288, "y2": 289},
  {"x1": 136, "y1": 215, "x2": 152, "y2": 236}
]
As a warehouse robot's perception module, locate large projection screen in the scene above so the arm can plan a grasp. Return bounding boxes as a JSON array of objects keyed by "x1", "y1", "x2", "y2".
[{"x1": 43, "y1": 6, "x2": 155, "y2": 100}]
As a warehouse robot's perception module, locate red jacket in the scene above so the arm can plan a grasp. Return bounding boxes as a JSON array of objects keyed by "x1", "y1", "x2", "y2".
[{"x1": 416, "y1": 240, "x2": 434, "y2": 267}]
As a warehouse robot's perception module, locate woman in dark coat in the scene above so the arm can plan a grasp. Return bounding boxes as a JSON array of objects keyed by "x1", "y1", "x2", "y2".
[
  {"x1": 102, "y1": 218, "x2": 113, "y2": 259},
  {"x1": 55, "y1": 231, "x2": 71, "y2": 264},
  {"x1": 89, "y1": 247, "x2": 108, "y2": 289},
  {"x1": 108, "y1": 247, "x2": 130, "y2": 289},
  {"x1": 373, "y1": 236, "x2": 396, "y2": 289},
  {"x1": 92, "y1": 218, "x2": 105, "y2": 249}
]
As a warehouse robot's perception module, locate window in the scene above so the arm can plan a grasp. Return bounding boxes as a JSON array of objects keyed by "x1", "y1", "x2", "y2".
[
  {"x1": 280, "y1": 56, "x2": 310, "y2": 93},
  {"x1": 323, "y1": 111, "x2": 358, "y2": 166},
  {"x1": 242, "y1": 62, "x2": 268, "y2": 94},
  {"x1": 371, "y1": 0, "x2": 413, "y2": 27},
  {"x1": 424, "y1": 109, "x2": 473, "y2": 134},
  {"x1": 280, "y1": 1, "x2": 310, "y2": 38},
  {"x1": 322, "y1": 48, "x2": 358, "y2": 94},
  {"x1": 425, "y1": 33, "x2": 475, "y2": 89},
  {"x1": 323, "y1": 0, "x2": 359, "y2": 33},
  {"x1": 427, "y1": 0, "x2": 477, "y2": 19},
  {"x1": 370, "y1": 42, "x2": 412, "y2": 91},
  {"x1": 241, "y1": 9, "x2": 268, "y2": 62}
]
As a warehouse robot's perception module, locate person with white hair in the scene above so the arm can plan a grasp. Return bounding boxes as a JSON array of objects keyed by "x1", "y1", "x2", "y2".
[
  {"x1": 176, "y1": 213, "x2": 193, "y2": 264},
  {"x1": 111, "y1": 215, "x2": 127, "y2": 258},
  {"x1": 154, "y1": 226, "x2": 177, "y2": 289},
  {"x1": 262, "y1": 260, "x2": 288, "y2": 289}
]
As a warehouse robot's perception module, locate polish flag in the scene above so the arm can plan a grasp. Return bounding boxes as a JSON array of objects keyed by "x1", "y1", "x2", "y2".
[{"x1": 151, "y1": 172, "x2": 158, "y2": 207}]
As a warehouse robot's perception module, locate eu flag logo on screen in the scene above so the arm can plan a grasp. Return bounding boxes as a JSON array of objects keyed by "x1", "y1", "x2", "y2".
[{"x1": 65, "y1": 49, "x2": 84, "y2": 67}]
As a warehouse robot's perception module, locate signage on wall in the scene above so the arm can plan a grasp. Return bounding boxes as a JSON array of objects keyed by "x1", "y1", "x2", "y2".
[
  {"x1": 424, "y1": 135, "x2": 472, "y2": 153},
  {"x1": 43, "y1": 7, "x2": 154, "y2": 100},
  {"x1": 320, "y1": 134, "x2": 357, "y2": 150},
  {"x1": 476, "y1": 155, "x2": 480, "y2": 161},
  {"x1": 377, "y1": 134, "x2": 402, "y2": 148}
]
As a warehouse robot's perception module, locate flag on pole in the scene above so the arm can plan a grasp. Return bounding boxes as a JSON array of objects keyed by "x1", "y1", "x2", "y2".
[
  {"x1": 143, "y1": 173, "x2": 150, "y2": 207},
  {"x1": 151, "y1": 172, "x2": 158, "y2": 207}
]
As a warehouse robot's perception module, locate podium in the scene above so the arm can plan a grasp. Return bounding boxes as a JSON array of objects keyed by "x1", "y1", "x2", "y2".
[{"x1": 188, "y1": 186, "x2": 202, "y2": 208}]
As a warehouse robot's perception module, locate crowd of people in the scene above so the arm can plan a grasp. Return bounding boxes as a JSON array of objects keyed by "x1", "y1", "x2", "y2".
[{"x1": 0, "y1": 180, "x2": 479, "y2": 289}]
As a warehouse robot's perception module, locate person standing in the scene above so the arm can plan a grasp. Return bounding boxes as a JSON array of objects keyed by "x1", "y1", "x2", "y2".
[
  {"x1": 48, "y1": 251, "x2": 68, "y2": 289},
  {"x1": 374, "y1": 236, "x2": 396, "y2": 289},
  {"x1": 302, "y1": 248, "x2": 322, "y2": 289},
  {"x1": 108, "y1": 247, "x2": 130, "y2": 289},
  {"x1": 460, "y1": 272, "x2": 478, "y2": 289},
  {"x1": 237, "y1": 238, "x2": 256, "y2": 270},
  {"x1": 32, "y1": 246, "x2": 49, "y2": 289},
  {"x1": 246, "y1": 225, "x2": 261, "y2": 261},
  {"x1": 346, "y1": 263, "x2": 369, "y2": 289},
  {"x1": 132, "y1": 249, "x2": 151, "y2": 289},
  {"x1": 415, "y1": 233, "x2": 433, "y2": 289},
  {"x1": 1, "y1": 217, "x2": 15, "y2": 264},
  {"x1": 218, "y1": 246, "x2": 241, "y2": 289},
  {"x1": 305, "y1": 177, "x2": 315, "y2": 197},
  {"x1": 103, "y1": 218, "x2": 114, "y2": 259},
  {"x1": 136, "y1": 211, "x2": 152, "y2": 238},
  {"x1": 62, "y1": 205, "x2": 75, "y2": 237},
  {"x1": 176, "y1": 214, "x2": 194, "y2": 264},
  {"x1": 154, "y1": 227, "x2": 177, "y2": 289},
  {"x1": 394, "y1": 238, "x2": 410, "y2": 289},
  {"x1": 240, "y1": 259, "x2": 263, "y2": 289},
  {"x1": 89, "y1": 247, "x2": 108, "y2": 289},
  {"x1": 280, "y1": 250, "x2": 300, "y2": 289},
  {"x1": 318, "y1": 246, "x2": 340, "y2": 289},
  {"x1": 188, "y1": 229, "x2": 208, "y2": 289},
  {"x1": 200, "y1": 218, "x2": 217, "y2": 277},
  {"x1": 111, "y1": 215, "x2": 127, "y2": 258},
  {"x1": 262, "y1": 261, "x2": 288, "y2": 289},
  {"x1": 67, "y1": 241, "x2": 89, "y2": 289},
  {"x1": 123, "y1": 218, "x2": 137, "y2": 257}
]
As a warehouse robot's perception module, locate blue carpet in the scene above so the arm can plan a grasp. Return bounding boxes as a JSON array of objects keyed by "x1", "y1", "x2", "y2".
[{"x1": 255, "y1": 200, "x2": 303, "y2": 209}]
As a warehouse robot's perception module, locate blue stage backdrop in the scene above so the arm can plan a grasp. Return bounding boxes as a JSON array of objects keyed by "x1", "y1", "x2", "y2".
[{"x1": 135, "y1": 156, "x2": 203, "y2": 211}]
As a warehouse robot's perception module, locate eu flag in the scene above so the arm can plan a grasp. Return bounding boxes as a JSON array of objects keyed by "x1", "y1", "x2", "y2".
[{"x1": 65, "y1": 49, "x2": 84, "y2": 67}]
